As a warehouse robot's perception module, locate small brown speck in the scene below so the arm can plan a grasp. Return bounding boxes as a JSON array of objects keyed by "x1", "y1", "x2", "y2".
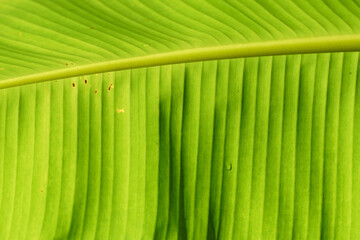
[
  {"x1": 108, "y1": 83, "x2": 113, "y2": 91},
  {"x1": 95, "y1": 90, "x2": 98, "y2": 94},
  {"x1": 72, "y1": 83, "x2": 75, "y2": 87},
  {"x1": 66, "y1": 63, "x2": 68, "y2": 66},
  {"x1": 85, "y1": 79, "x2": 88, "y2": 84}
]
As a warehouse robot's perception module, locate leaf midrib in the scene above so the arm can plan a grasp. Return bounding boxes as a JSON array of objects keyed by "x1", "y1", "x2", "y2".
[{"x1": 1, "y1": 34, "x2": 360, "y2": 89}]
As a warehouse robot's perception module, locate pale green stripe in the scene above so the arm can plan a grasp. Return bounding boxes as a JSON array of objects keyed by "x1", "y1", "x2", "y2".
[{"x1": 0, "y1": 35, "x2": 359, "y2": 89}]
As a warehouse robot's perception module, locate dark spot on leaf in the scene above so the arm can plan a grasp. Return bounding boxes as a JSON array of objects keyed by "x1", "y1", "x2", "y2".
[
  {"x1": 85, "y1": 79, "x2": 88, "y2": 84},
  {"x1": 66, "y1": 63, "x2": 68, "y2": 66},
  {"x1": 95, "y1": 90, "x2": 98, "y2": 94},
  {"x1": 72, "y1": 83, "x2": 75, "y2": 87}
]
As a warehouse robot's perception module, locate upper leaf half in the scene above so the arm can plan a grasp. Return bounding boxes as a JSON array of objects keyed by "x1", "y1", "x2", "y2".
[{"x1": 0, "y1": 0, "x2": 360, "y2": 86}]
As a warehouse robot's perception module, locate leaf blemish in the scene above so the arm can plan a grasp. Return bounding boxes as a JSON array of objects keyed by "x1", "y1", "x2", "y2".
[
  {"x1": 95, "y1": 90, "x2": 98, "y2": 94},
  {"x1": 85, "y1": 79, "x2": 87, "y2": 84},
  {"x1": 116, "y1": 108, "x2": 125, "y2": 113},
  {"x1": 108, "y1": 83, "x2": 113, "y2": 91},
  {"x1": 72, "y1": 83, "x2": 75, "y2": 87}
]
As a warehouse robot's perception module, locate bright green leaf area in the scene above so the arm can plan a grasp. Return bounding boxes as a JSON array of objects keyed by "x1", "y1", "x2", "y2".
[{"x1": 0, "y1": 1, "x2": 360, "y2": 240}]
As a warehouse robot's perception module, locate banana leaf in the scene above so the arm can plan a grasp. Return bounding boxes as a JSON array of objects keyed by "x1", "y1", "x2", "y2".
[{"x1": 0, "y1": 0, "x2": 360, "y2": 239}]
